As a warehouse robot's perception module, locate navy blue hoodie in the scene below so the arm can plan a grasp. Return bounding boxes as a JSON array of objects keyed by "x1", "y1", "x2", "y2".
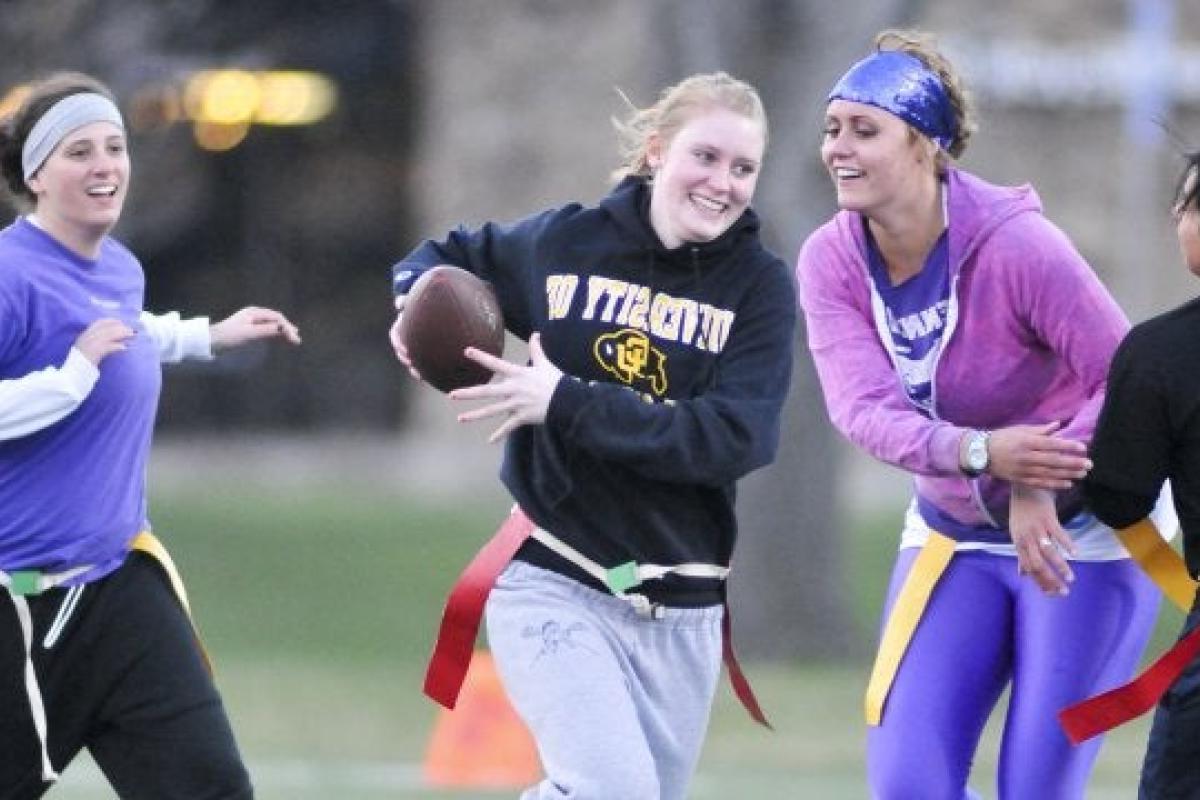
[{"x1": 392, "y1": 176, "x2": 796, "y2": 605}]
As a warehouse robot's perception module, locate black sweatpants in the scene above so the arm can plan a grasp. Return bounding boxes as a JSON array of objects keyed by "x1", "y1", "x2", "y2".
[
  {"x1": 1141, "y1": 597, "x2": 1200, "y2": 799},
  {"x1": 0, "y1": 553, "x2": 252, "y2": 799}
]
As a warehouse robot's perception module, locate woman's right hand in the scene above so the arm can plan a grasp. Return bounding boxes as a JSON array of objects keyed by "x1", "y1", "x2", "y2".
[
  {"x1": 74, "y1": 318, "x2": 135, "y2": 365},
  {"x1": 985, "y1": 421, "x2": 1091, "y2": 490},
  {"x1": 388, "y1": 295, "x2": 421, "y2": 381}
]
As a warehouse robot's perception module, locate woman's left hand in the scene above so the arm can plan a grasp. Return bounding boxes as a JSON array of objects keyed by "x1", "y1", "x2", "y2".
[
  {"x1": 210, "y1": 307, "x2": 302, "y2": 352},
  {"x1": 1009, "y1": 484, "x2": 1076, "y2": 596},
  {"x1": 985, "y1": 422, "x2": 1091, "y2": 490},
  {"x1": 449, "y1": 332, "x2": 562, "y2": 443}
]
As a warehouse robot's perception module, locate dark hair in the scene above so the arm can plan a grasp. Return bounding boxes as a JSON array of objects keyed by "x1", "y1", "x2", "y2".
[
  {"x1": 0, "y1": 71, "x2": 116, "y2": 207},
  {"x1": 1174, "y1": 150, "x2": 1200, "y2": 219}
]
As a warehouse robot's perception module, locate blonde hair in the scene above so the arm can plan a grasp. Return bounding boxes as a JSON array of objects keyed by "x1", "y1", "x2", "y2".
[
  {"x1": 610, "y1": 72, "x2": 767, "y2": 184},
  {"x1": 874, "y1": 29, "x2": 977, "y2": 161}
]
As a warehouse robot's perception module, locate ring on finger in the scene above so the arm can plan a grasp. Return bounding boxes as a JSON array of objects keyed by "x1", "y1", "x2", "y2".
[{"x1": 1039, "y1": 537, "x2": 1054, "y2": 550}]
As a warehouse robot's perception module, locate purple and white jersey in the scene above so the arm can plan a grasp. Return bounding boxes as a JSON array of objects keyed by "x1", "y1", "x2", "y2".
[
  {"x1": 866, "y1": 227, "x2": 950, "y2": 416},
  {"x1": 0, "y1": 218, "x2": 161, "y2": 578}
]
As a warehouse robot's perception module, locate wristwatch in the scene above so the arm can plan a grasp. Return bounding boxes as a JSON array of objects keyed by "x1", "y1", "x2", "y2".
[{"x1": 961, "y1": 430, "x2": 991, "y2": 478}]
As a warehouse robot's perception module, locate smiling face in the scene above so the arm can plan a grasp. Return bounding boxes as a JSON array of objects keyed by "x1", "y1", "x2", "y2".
[
  {"x1": 821, "y1": 99, "x2": 937, "y2": 219},
  {"x1": 26, "y1": 120, "x2": 129, "y2": 256},
  {"x1": 646, "y1": 106, "x2": 764, "y2": 249}
]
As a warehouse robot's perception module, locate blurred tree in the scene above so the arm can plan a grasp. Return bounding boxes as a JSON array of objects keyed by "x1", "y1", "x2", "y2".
[{"x1": 643, "y1": 0, "x2": 924, "y2": 660}]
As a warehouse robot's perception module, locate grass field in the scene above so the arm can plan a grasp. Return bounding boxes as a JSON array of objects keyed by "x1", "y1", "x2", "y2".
[{"x1": 48, "y1": 477, "x2": 1178, "y2": 799}]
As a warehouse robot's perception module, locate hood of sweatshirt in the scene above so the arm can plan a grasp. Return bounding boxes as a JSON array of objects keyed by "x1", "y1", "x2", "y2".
[{"x1": 599, "y1": 176, "x2": 767, "y2": 273}]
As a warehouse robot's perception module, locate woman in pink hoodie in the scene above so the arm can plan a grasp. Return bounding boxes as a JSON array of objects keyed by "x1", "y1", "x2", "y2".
[{"x1": 796, "y1": 29, "x2": 1166, "y2": 799}]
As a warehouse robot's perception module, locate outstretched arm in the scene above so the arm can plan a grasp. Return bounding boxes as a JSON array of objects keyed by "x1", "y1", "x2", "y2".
[{"x1": 210, "y1": 306, "x2": 302, "y2": 353}]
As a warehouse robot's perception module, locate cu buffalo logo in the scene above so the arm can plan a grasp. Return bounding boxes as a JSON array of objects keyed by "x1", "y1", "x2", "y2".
[{"x1": 593, "y1": 329, "x2": 668, "y2": 396}]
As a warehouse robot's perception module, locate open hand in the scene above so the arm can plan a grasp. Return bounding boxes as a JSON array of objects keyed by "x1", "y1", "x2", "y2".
[
  {"x1": 449, "y1": 332, "x2": 562, "y2": 443},
  {"x1": 210, "y1": 306, "x2": 301, "y2": 352}
]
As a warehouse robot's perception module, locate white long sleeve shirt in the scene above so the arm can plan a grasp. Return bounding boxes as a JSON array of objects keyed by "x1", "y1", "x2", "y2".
[{"x1": 0, "y1": 311, "x2": 211, "y2": 441}]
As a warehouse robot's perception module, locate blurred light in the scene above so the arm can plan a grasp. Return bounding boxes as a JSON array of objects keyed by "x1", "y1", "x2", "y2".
[
  {"x1": 186, "y1": 70, "x2": 261, "y2": 126},
  {"x1": 193, "y1": 119, "x2": 251, "y2": 152},
  {"x1": 177, "y1": 69, "x2": 338, "y2": 151},
  {"x1": 3, "y1": 69, "x2": 337, "y2": 154},
  {"x1": 0, "y1": 85, "x2": 31, "y2": 120},
  {"x1": 253, "y1": 71, "x2": 337, "y2": 126},
  {"x1": 183, "y1": 69, "x2": 336, "y2": 128}
]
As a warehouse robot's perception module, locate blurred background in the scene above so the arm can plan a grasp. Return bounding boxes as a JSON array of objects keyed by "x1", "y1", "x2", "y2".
[{"x1": 2, "y1": 0, "x2": 1198, "y2": 797}]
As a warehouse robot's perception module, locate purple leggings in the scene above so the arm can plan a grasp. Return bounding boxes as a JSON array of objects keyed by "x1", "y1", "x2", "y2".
[{"x1": 868, "y1": 549, "x2": 1159, "y2": 800}]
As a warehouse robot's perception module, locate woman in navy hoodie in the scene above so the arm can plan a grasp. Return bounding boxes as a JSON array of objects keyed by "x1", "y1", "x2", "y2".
[{"x1": 389, "y1": 72, "x2": 795, "y2": 799}]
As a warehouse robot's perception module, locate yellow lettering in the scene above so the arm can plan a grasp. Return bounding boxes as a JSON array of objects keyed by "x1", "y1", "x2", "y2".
[
  {"x1": 676, "y1": 297, "x2": 700, "y2": 344},
  {"x1": 582, "y1": 276, "x2": 622, "y2": 321},
  {"x1": 613, "y1": 282, "x2": 639, "y2": 326},
  {"x1": 648, "y1": 293, "x2": 670, "y2": 338},
  {"x1": 705, "y1": 308, "x2": 735, "y2": 352},
  {"x1": 626, "y1": 285, "x2": 650, "y2": 331},
  {"x1": 545, "y1": 274, "x2": 578, "y2": 320},
  {"x1": 595, "y1": 278, "x2": 625, "y2": 323},
  {"x1": 555, "y1": 273, "x2": 736, "y2": 355}
]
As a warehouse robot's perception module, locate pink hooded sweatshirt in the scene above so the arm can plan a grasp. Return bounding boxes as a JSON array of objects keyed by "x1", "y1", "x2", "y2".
[{"x1": 796, "y1": 168, "x2": 1128, "y2": 533}]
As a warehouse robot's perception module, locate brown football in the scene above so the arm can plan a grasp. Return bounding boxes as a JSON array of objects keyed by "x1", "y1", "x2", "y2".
[{"x1": 398, "y1": 265, "x2": 505, "y2": 393}]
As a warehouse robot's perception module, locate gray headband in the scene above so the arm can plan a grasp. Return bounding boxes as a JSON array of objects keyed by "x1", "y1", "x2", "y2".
[{"x1": 21, "y1": 93, "x2": 125, "y2": 180}]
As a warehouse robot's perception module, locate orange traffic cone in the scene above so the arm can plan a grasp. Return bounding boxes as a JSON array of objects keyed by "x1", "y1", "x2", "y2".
[{"x1": 423, "y1": 649, "x2": 542, "y2": 788}]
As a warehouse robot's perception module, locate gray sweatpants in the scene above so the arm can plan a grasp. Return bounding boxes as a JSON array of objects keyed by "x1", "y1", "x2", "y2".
[{"x1": 485, "y1": 560, "x2": 723, "y2": 800}]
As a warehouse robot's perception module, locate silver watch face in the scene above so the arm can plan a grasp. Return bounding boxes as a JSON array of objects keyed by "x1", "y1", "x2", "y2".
[{"x1": 967, "y1": 434, "x2": 989, "y2": 471}]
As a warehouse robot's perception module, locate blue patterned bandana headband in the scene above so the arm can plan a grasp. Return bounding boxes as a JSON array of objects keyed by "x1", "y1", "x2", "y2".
[
  {"x1": 827, "y1": 51, "x2": 957, "y2": 151},
  {"x1": 22, "y1": 93, "x2": 125, "y2": 180}
]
